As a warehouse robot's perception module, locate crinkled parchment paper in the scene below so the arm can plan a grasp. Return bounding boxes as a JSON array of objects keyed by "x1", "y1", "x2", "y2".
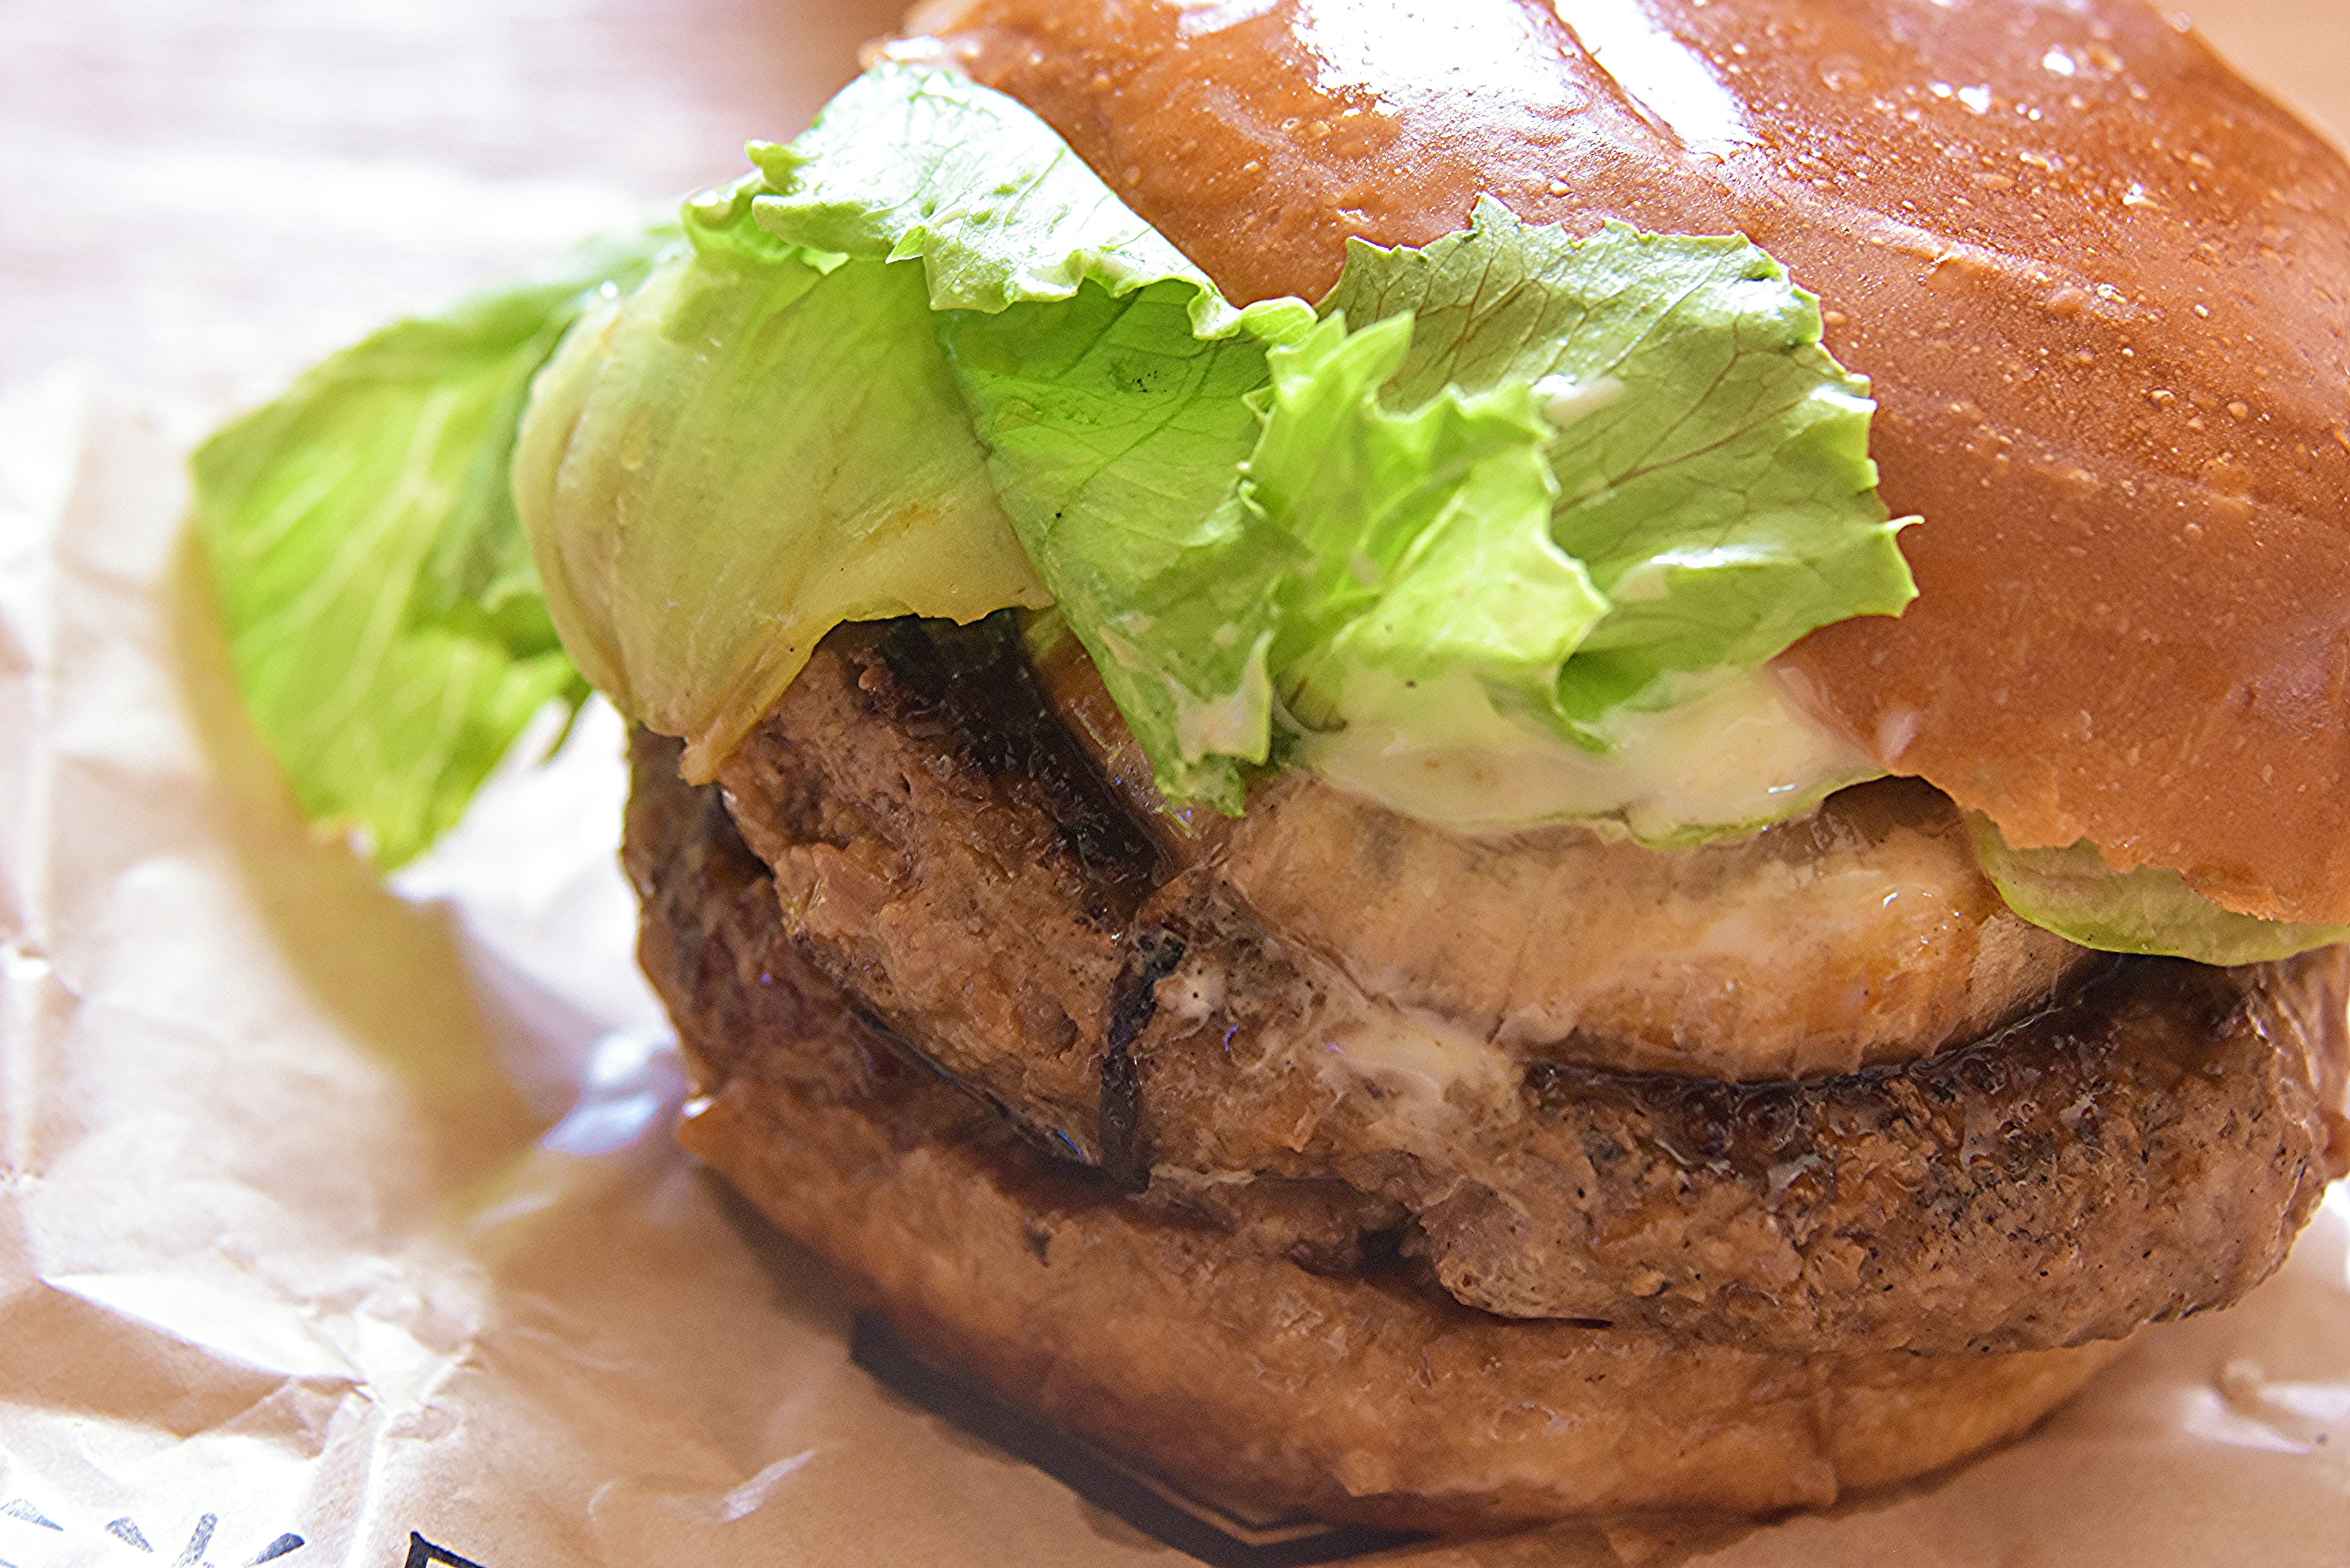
[
  {"x1": 4, "y1": 4, "x2": 2348, "y2": 1564},
  {"x1": 4, "y1": 342, "x2": 2346, "y2": 1568}
]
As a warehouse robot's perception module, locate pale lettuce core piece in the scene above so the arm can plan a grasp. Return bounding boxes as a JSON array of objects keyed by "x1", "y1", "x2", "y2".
[
  {"x1": 1967, "y1": 816, "x2": 2349, "y2": 965},
  {"x1": 512, "y1": 181, "x2": 1050, "y2": 782},
  {"x1": 194, "y1": 225, "x2": 674, "y2": 867}
]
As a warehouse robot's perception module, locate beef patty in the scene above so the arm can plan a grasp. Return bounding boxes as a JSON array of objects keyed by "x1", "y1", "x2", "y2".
[
  {"x1": 688, "y1": 616, "x2": 2348, "y2": 1355},
  {"x1": 624, "y1": 723, "x2": 2125, "y2": 1530}
]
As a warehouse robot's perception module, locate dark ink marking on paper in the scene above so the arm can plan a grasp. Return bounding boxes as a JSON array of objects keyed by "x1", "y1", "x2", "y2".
[
  {"x1": 108, "y1": 1517, "x2": 157, "y2": 1551},
  {"x1": 174, "y1": 1513, "x2": 216, "y2": 1567},
  {"x1": 404, "y1": 1534, "x2": 487, "y2": 1568}
]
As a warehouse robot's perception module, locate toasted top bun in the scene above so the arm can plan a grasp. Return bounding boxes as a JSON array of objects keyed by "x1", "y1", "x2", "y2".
[{"x1": 905, "y1": 0, "x2": 2350, "y2": 925}]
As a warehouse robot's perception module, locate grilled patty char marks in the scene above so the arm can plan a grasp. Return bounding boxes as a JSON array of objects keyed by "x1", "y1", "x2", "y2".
[
  {"x1": 703, "y1": 618, "x2": 2349, "y2": 1354},
  {"x1": 630, "y1": 725, "x2": 1413, "y2": 1274},
  {"x1": 715, "y1": 618, "x2": 1162, "y2": 1160}
]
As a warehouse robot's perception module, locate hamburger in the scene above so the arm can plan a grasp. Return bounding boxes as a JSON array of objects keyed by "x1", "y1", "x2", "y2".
[{"x1": 195, "y1": 0, "x2": 2350, "y2": 1533}]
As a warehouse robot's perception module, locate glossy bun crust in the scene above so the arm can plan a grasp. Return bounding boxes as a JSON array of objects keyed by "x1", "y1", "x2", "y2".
[{"x1": 906, "y1": 0, "x2": 2350, "y2": 924}]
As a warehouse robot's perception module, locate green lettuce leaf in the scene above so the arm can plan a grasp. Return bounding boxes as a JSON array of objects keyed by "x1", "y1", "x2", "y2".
[
  {"x1": 194, "y1": 225, "x2": 673, "y2": 867},
  {"x1": 939, "y1": 282, "x2": 1304, "y2": 809},
  {"x1": 1968, "y1": 817, "x2": 2348, "y2": 965},
  {"x1": 1321, "y1": 199, "x2": 1917, "y2": 729},
  {"x1": 942, "y1": 190, "x2": 1909, "y2": 826},
  {"x1": 1248, "y1": 315, "x2": 1608, "y2": 732},
  {"x1": 210, "y1": 59, "x2": 1918, "y2": 862}
]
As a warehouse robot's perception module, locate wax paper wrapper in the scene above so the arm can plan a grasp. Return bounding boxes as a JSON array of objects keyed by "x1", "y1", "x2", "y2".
[{"x1": 2, "y1": 296, "x2": 2348, "y2": 1568}]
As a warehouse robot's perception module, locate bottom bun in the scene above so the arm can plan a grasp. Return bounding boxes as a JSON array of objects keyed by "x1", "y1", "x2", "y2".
[{"x1": 681, "y1": 1075, "x2": 2121, "y2": 1533}]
